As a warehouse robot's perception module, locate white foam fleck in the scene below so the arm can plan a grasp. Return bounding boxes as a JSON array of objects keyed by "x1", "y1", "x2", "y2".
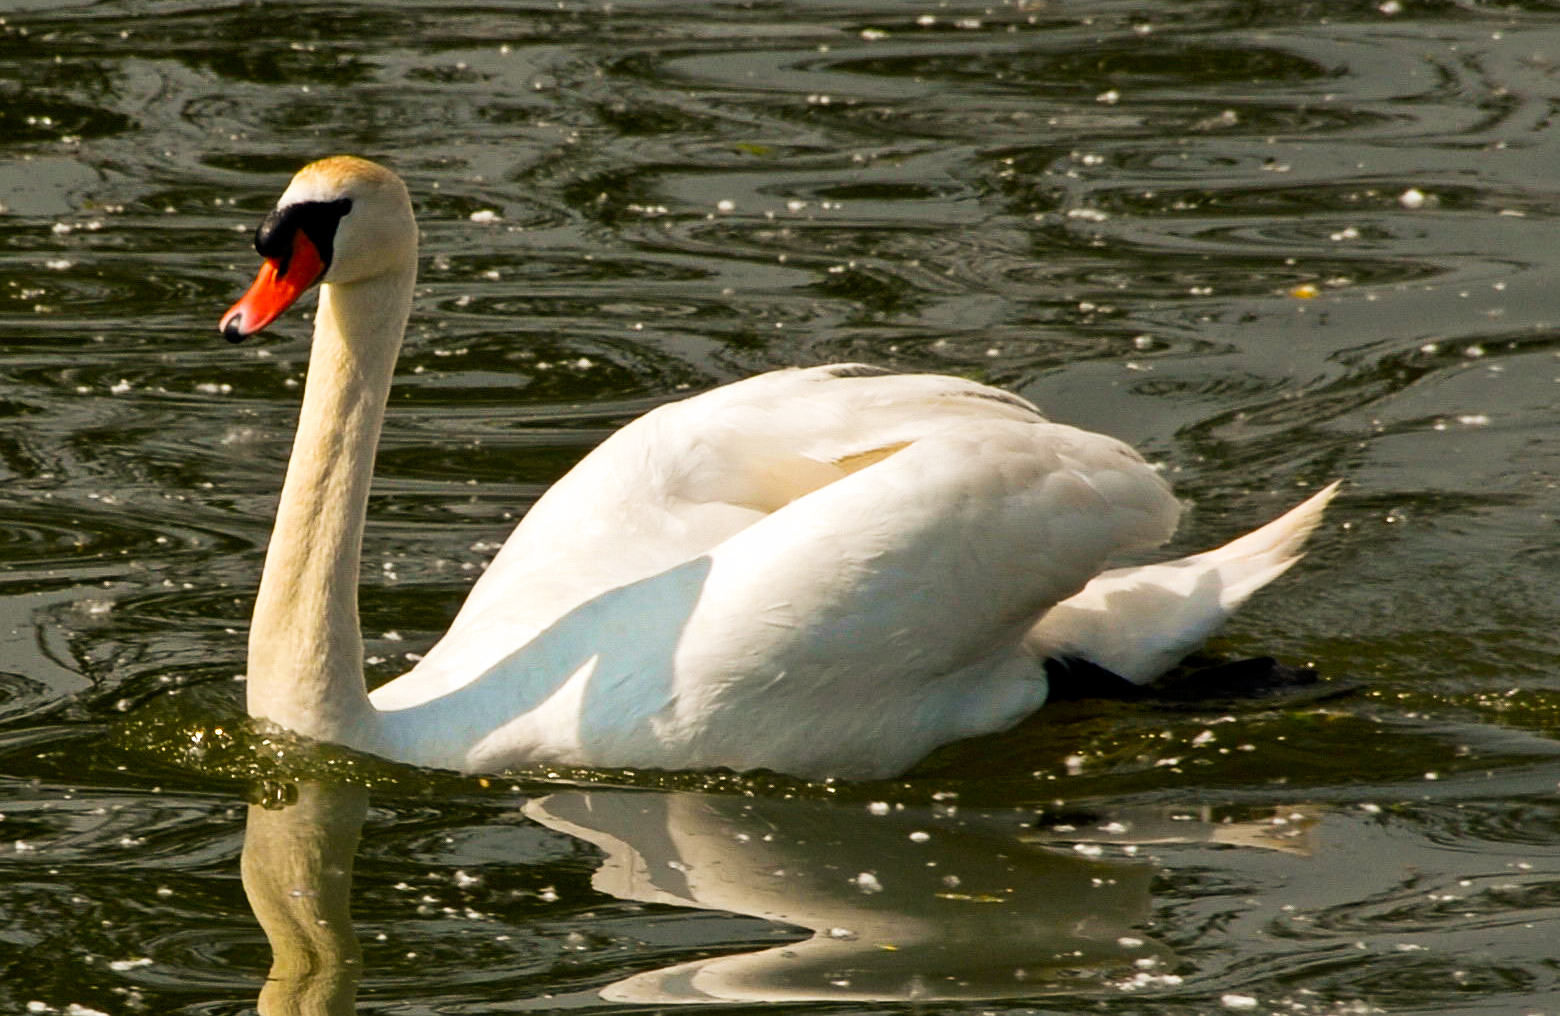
[
  {"x1": 852, "y1": 872, "x2": 883, "y2": 893},
  {"x1": 108, "y1": 958, "x2": 152, "y2": 971}
]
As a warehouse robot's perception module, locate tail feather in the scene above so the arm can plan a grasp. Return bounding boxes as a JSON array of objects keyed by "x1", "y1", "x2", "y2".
[
  {"x1": 1025, "y1": 482, "x2": 1340, "y2": 685},
  {"x1": 1179, "y1": 480, "x2": 1339, "y2": 573}
]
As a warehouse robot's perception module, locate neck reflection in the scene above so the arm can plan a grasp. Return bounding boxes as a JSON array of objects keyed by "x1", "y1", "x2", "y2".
[{"x1": 242, "y1": 781, "x2": 367, "y2": 1015}]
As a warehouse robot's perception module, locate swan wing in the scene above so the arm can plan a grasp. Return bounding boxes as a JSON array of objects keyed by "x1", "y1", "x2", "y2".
[
  {"x1": 634, "y1": 415, "x2": 1180, "y2": 777},
  {"x1": 382, "y1": 365, "x2": 1059, "y2": 698},
  {"x1": 372, "y1": 367, "x2": 1180, "y2": 777}
]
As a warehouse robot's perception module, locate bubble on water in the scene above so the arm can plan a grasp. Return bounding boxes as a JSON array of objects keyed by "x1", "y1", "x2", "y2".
[
  {"x1": 72, "y1": 598, "x2": 114, "y2": 617},
  {"x1": 852, "y1": 872, "x2": 882, "y2": 893},
  {"x1": 107, "y1": 957, "x2": 152, "y2": 972},
  {"x1": 1067, "y1": 207, "x2": 1109, "y2": 223}
]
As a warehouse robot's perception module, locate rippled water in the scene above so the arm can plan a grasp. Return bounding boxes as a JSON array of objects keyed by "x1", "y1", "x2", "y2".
[{"x1": 3, "y1": 0, "x2": 1560, "y2": 1013}]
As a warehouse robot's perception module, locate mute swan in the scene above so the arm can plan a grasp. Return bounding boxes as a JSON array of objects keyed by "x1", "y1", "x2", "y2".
[{"x1": 220, "y1": 156, "x2": 1337, "y2": 781}]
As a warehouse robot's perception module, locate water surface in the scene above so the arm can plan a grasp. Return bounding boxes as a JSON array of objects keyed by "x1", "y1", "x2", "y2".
[{"x1": 2, "y1": 1, "x2": 1560, "y2": 1014}]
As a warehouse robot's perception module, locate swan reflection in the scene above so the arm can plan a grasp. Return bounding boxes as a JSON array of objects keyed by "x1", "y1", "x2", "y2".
[
  {"x1": 242, "y1": 780, "x2": 1313, "y2": 1010},
  {"x1": 525, "y1": 789, "x2": 1174, "y2": 1002},
  {"x1": 242, "y1": 782, "x2": 366, "y2": 1016}
]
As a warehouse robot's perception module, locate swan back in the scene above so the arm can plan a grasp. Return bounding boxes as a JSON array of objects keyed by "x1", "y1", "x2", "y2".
[
  {"x1": 372, "y1": 365, "x2": 1184, "y2": 777},
  {"x1": 393, "y1": 365, "x2": 1158, "y2": 690}
]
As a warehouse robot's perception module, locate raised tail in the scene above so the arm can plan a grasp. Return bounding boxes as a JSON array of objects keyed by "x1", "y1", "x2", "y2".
[{"x1": 1025, "y1": 482, "x2": 1340, "y2": 685}]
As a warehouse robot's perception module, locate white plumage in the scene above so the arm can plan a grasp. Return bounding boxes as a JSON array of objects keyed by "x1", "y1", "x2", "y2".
[{"x1": 222, "y1": 156, "x2": 1336, "y2": 781}]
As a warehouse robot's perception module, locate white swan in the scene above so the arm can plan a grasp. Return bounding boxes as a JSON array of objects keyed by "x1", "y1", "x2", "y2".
[{"x1": 220, "y1": 156, "x2": 1337, "y2": 781}]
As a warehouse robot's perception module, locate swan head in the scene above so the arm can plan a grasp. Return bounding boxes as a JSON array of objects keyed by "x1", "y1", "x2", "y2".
[{"x1": 220, "y1": 156, "x2": 416, "y2": 343}]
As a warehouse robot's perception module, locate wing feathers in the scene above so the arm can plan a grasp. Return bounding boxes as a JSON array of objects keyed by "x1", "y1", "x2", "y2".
[{"x1": 378, "y1": 365, "x2": 1328, "y2": 778}]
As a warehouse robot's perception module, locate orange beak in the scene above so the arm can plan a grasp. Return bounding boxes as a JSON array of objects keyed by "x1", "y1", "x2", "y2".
[{"x1": 219, "y1": 230, "x2": 327, "y2": 343}]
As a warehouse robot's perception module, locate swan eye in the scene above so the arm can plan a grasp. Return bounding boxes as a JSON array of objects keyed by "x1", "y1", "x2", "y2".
[{"x1": 255, "y1": 197, "x2": 352, "y2": 277}]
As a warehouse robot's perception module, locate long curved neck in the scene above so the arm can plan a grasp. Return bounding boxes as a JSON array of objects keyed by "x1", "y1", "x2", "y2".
[{"x1": 246, "y1": 264, "x2": 415, "y2": 750}]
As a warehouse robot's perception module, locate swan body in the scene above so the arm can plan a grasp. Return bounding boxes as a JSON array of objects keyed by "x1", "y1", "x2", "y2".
[{"x1": 222, "y1": 156, "x2": 1337, "y2": 781}]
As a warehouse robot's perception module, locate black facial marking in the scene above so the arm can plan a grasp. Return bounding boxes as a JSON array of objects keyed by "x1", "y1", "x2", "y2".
[{"x1": 253, "y1": 197, "x2": 352, "y2": 276}]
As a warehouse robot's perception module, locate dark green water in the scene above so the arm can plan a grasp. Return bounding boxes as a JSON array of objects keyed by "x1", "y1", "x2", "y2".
[{"x1": 3, "y1": 1, "x2": 1560, "y2": 1013}]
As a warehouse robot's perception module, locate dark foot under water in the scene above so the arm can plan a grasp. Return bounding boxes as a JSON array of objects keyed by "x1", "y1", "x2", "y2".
[{"x1": 1043, "y1": 655, "x2": 1331, "y2": 704}]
